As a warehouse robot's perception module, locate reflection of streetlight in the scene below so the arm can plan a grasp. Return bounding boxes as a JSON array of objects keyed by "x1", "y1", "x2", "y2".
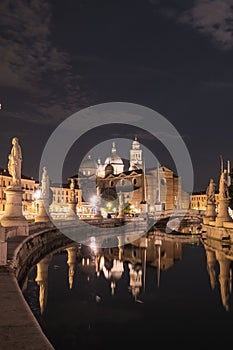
[
  {"x1": 34, "y1": 189, "x2": 42, "y2": 214},
  {"x1": 90, "y1": 236, "x2": 97, "y2": 253},
  {"x1": 90, "y1": 195, "x2": 97, "y2": 205}
]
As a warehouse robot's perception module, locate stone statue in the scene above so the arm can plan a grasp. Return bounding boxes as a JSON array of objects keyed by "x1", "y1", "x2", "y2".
[
  {"x1": 219, "y1": 169, "x2": 230, "y2": 200},
  {"x1": 41, "y1": 166, "x2": 50, "y2": 200},
  {"x1": 8, "y1": 137, "x2": 22, "y2": 186},
  {"x1": 70, "y1": 179, "x2": 75, "y2": 191},
  {"x1": 119, "y1": 191, "x2": 124, "y2": 209},
  {"x1": 70, "y1": 179, "x2": 76, "y2": 202},
  {"x1": 206, "y1": 178, "x2": 216, "y2": 204}
]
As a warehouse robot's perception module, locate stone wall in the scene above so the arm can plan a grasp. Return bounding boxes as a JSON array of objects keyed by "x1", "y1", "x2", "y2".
[{"x1": 9, "y1": 227, "x2": 72, "y2": 286}]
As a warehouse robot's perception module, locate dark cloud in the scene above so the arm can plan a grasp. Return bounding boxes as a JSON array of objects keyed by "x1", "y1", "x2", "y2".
[
  {"x1": 151, "y1": 0, "x2": 233, "y2": 50},
  {"x1": 179, "y1": 0, "x2": 233, "y2": 50},
  {"x1": 0, "y1": 0, "x2": 88, "y2": 124}
]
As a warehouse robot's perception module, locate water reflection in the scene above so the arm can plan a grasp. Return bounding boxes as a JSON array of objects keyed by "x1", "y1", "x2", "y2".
[
  {"x1": 24, "y1": 234, "x2": 188, "y2": 315},
  {"x1": 22, "y1": 232, "x2": 233, "y2": 348},
  {"x1": 202, "y1": 237, "x2": 233, "y2": 311}
]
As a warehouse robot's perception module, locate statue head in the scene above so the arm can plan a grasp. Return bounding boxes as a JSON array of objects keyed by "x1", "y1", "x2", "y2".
[{"x1": 12, "y1": 137, "x2": 19, "y2": 145}]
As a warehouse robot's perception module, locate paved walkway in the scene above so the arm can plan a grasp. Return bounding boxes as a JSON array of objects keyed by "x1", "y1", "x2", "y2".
[{"x1": 0, "y1": 237, "x2": 55, "y2": 350}]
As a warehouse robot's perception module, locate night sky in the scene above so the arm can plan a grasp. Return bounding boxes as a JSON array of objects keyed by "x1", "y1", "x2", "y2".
[{"x1": 1, "y1": 0, "x2": 233, "y2": 192}]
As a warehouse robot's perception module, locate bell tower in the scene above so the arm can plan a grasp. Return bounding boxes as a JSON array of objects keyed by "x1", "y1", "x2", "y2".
[{"x1": 130, "y1": 136, "x2": 143, "y2": 169}]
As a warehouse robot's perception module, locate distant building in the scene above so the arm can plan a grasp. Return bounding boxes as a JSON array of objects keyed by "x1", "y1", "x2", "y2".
[
  {"x1": 0, "y1": 167, "x2": 38, "y2": 218},
  {"x1": 49, "y1": 180, "x2": 82, "y2": 217},
  {"x1": 0, "y1": 136, "x2": 191, "y2": 220},
  {"x1": 72, "y1": 137, "x2": 190, "y2": 216},
  {"x1": 190, "y1": 191, "x2": 219, "y2": 211}
]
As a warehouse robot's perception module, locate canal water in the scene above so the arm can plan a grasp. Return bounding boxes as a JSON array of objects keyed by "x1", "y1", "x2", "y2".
[{"x1": 22, "y1": 233, "x2": 233, "y2": 348}]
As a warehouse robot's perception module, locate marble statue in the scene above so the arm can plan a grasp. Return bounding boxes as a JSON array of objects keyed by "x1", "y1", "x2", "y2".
[
  {"x1": 8, "y1": 137, "x2": 22, "y2": 186},
  {"x1": 119, "y1": 191, "x2": 124, "y2": 208},
  {"x1": 41, "y1": 166, "x2": 50, "y2": 199},
  {"x1": 70, "y1": 178, "x2": 75, "y2": 191},
  {"x1": 70, "y1": 179, "x2": 76, "y2": 202},
  {"x1": 219, "y1": 169, "x2": 230, "y2": 200},
  {"x1": 206, "y1": 178, "x2": 216, "y2": 203}
]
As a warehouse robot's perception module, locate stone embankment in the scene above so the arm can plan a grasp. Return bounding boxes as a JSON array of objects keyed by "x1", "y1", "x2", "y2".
[{"x1": 0, "y1": 222, "x2": 72, "y2": 350}]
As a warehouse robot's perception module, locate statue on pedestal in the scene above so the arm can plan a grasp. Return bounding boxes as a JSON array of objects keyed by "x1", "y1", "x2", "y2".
[
  {"x1": 70, "y1": 179, "x2": 76, "y2": 202},
  {"x1": 35, "y1": 167, "x2": 51, "y2": 223},
  {"x1": 206, "y1": 178, "x2": 216, "y2": 204},
  {"x1": 219, "y1": 169, "x2": 230, "y2": 200},
  {"x1": 8, "y1": 137, "x2": 22, "y2": 187},
  {"x1": 41, "y1": 166, "x2": 50, "y2": 200},
  {"x1": 1, "y1": 137, "x2": 28, "y2": 231}
]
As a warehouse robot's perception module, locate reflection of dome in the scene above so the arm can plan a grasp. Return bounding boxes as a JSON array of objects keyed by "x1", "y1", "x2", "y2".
[
  {"x1": 110, "y1": 259, "x2": 124, "y2": 281},
  {"x1": 104, "y1": 142, "x2": 124, "y2": 174},
  {"x1": 79, "y1": 155, "x2": 97, "y2": 176}
]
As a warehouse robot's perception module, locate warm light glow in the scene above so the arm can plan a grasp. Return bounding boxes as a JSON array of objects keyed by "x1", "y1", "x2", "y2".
[
  {"x1": 90, "y1": 236, "x2": 97, "y2": 252},
  {"x1": 34, "y1": 189, "x2": 42, "y2": 200},
  {"x1": 90, "y1": 195, "x2": 97, "y2": 205}
]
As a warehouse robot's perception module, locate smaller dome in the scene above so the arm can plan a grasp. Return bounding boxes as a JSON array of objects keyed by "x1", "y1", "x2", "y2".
[{"x1": 79, "y1": 155, "x2": 97, "y2": 176}]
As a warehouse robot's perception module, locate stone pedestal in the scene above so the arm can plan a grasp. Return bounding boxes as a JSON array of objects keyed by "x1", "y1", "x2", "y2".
[
  {"x1": 0, "y1": 242, "x2": 7, "y2": 265},
  {"x1": 215, "y1": 199, "x2": 232, "y2": 227},
  {"x1": 94, "y1": 207, "x2": 103, "y2": 219},
  {"x1": 35, "y1": 199, "x2": 50, "y2": 223},
  {"x1": 1, "y1": 187, "x2": 28, "y2": 229},
  {"x1": 203, "y1": 202, "x2": 216, "y2": 225},
  {"x1": 117, "y1": 208, "x2": 125, "y2": 219},
  {"x1": 0, "y1": 225, "x2": 6, "y2": 242},
  {"x1": 67, "y1": 201, "x2": 77, "y2": 219}
]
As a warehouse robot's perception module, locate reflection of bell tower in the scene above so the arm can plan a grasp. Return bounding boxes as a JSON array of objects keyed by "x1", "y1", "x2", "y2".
[
  {"x1": 66, "y1": 246, "x2": 77, "y2": 289},
  {"x1": 128, "y1": 263, "x2": 142, "y2": 300},
  {"x1": 205, "y1": 248, "x2": 217, "y2": 290},
  {"x1": 35, "y1": 254, "x2": 53, "y2": 314},
  {"x1": 216, "y1": 251, "x2": 232, "y2": 311}
]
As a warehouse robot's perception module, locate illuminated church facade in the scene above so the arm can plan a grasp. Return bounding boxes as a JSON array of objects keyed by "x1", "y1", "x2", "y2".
[{"x1": 74, "y1": 137, "x2": 190, "y2": 215}]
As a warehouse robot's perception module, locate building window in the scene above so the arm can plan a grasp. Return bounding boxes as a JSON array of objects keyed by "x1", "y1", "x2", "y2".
[
  {"x1": 132, "y1": 178, "x2": 137, "y2": 186},
  {"x1": 160, "y1": 179, "x2": 166, "y2": 186},
  {"x1": 121, "y1": 179, "x2": 125, "y2": 186}
]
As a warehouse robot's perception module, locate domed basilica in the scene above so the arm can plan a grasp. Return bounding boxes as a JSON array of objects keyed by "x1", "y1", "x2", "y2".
[{"x1": 70, "y1": 137, "x2": 190, "y2": 215}]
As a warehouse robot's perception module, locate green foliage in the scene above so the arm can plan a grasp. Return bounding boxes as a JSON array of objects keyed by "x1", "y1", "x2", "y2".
[{"x1": 124, "y1": 202, "x2": 131, "y2": 213}]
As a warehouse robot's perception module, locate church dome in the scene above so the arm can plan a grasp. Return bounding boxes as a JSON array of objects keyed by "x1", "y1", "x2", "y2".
[
  {"x1": 104, "y1": 142, "x2": 124, "y2": 174},
  {"x1": 79, "y1": 155, "x2": 97, "y2": 176},
  {"x1": 104, "y1": 142, "x2": 123, "y2": 166},
  {"x1": 105, "y1": 154, "x2": 123, "y2": 165}
]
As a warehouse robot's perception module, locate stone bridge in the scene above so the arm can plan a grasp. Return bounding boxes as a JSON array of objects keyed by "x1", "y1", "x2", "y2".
[{"x1": 149, "y1": 209, "x2": 203, "y2": 232}]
